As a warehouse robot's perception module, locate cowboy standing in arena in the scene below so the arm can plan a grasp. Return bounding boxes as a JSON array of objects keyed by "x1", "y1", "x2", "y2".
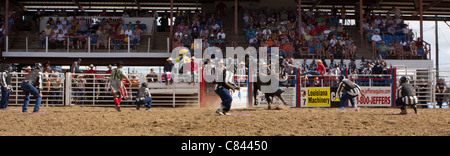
[
  {"x1": 110, "y1": 61, "x2": 132, "y2": 112},
  {"x1": 0, "y1": 64, "x2": 13, "y2": 109},
  {"x1": 215, "y1": 61, "x2": 240, "y2": 115},
  {"x1": 396, "y1": 76, "x2": 419, "y2": 114},
  {"x1": 21, "y1": 63, "x2": 44, "y2": 113},
  {"x1": 336, "y1": 75, "x2": 365, "y2": 111}
]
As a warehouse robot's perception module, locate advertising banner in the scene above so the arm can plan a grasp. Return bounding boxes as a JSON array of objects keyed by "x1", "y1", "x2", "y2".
[
  {"x1": 255, "y1": 87, "x2": 297, "y2": 107},
  {"x1": 231, "y1": 87, "x2": 249, "y2": 109},
  {"x1": 300, "y1": 87, "x2": 331, "y2": 107},
  {"x1": 355, "y1": 87, "x2": 392, "y2": 107}
]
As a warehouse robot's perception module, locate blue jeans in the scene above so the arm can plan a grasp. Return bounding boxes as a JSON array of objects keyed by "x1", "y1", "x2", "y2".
[
  {"x1": 137, "y1": 97, "x2": 152, "y2": 109},
  {"x1": 379, "y1": 51, "x2": 388, "y2": 59},
  {"x1": 114, "y1": 40, "x2": 124, "y2": 49},
  {"x1": 52, "y1": 88, "x2": 62, "y2": 104},
  {"x1": 75, "y1": 88, "x2": 85, "y2": 105},
  {"x1": 339, "y1": 90, "x2": 357, "y2": 108},
  {"x1": 215, "y1": 87, "x2": 233, "y2": 112},
  {"x1": 21, "y1": 82, "x2": 42, "y2": 112},
  {"x1": 301, "y1": 70, "x2": 321, "y2": 76},
  {"x1": 0, "y1": 86, "x2": 11, "y2": 109}
]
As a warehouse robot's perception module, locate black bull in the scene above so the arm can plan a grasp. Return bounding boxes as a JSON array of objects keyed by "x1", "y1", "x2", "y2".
[{"x1": 252, "y1": 75, "x2": 287, "y2": 109}]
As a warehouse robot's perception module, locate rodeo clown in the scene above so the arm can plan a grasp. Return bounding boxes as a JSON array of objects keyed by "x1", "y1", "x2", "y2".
[
  {"x1": 396, "y1": 76, "x2": 419, "y2": 114},
  {"x1": 336, "y1": 75, "x2": 366, "y2": 111},
  {"x1": 110, "y1": 61, "x2": 133, "y2": 112},
  {"x1": 214, "y1": 60, "x2": 240, "y2": 116},
  {"x1": 21, "y1": 63, "x2": 44, "y2": 113}
]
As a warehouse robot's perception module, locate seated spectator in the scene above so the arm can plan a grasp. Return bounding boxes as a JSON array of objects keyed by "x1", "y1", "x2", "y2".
[
  {"x1": 130, "y1": 75, "x2": 140, "y2": 88},
  {"x1": 130, "y1": 31, "x2": 139, "y2": 50},
  {"x1": 182, "y1": 34, "x2": 193, "y2": 48},
  {"x1": 174, "y1": 29, "x2": 183, "y2": 40},
  {"x1": 387, "y1": 43, "x2": 396, "y2": 56},
  {"x1": 371, "y1": 61, "x2": 384, "y2": 74},
  {"x1": 146, "y1": 68, "x2": 159, "y2": 83},
  {"x1": 217, "y1": 29, "x2": 226, "y2": 40},
  {"x1": 301, "y1": 60, "x2": 326, "y2": 76},
  {"x1": 97, "y1": 29, "x2": 109, "y2": 49},
  {"x1": 377, "y1": 41, "x2": 388, "y2": 59},
  {"x1": 114, "y1": 27, "x2": 124, "y2": 50},
  {"x1": 174, "y1": 39, "x2": 184, "y2": 48},
  {"x1": 78, "y1": 33, "x2": 87, "y2": 50},
  {"x1": 361, "y1": 62, "x2": 372, "y2": 75},
  {"x1": 124, "y1": 26, "x2": 133, "y2": 38},
  {"x1": 56, "y1": 29, "x2": 66, "y2": 48},
  {"x1": 348, "y1": 42, "x2": 356, "y2": 58},
  {"x1": 387, "y1": 25, "x2": 396, "y2": 35}
]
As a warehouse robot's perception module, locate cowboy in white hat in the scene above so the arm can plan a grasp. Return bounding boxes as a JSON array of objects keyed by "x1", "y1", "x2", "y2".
[{"x1": 164, "y1": 57, "x2": 174, "y2": 85}]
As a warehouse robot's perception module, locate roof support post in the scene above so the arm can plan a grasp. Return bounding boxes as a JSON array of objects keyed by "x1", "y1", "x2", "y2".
[
  {"x1": 298, "y1": 0, "x2": 302, "y2": 38},
  {"x1": 359, "y1": 0, "x2": 363, "y2": 48},
  {"x1": 234, "y1": 0, "x2": 238, "y2": 48},
  {"x1": 169, "y1": 0, "x2": 174, "y2": 52},
  {"x1": 420, "y1": 0, "x2": 423, "y2": 40}
]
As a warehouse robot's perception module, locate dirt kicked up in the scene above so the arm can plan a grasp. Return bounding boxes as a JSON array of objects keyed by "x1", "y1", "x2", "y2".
[{"x1": 0, "y1": 106, "x2": 448, "y2": 136}]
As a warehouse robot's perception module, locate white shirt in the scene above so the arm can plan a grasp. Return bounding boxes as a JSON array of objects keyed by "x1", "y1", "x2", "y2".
[
  {"x1": 124, "y1": 29, "x2": 133, "y2": 37},
  {"x1": 330, "y1": 39, "x2": 337, "y2": 47},
  {"x1": 175, "y1": 32, "x2": 183, "y2": 38},
  {"x1": 212, "y1": 24, "x2": 220, "y2": 30},
  {"x1": 371, "y1": 35, "x2": 382, "y2": 42},
  {"x1": 262, "y1": 29, "x2": 271, "y2": 36},
  {"x1": 217, "y1": 32, "x2": 226, "y2": 39}
]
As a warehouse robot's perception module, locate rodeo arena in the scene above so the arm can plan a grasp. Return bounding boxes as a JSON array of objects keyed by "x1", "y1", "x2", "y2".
[{"x1": 0, "y1": 0, "x2": 449, "y2": 140}]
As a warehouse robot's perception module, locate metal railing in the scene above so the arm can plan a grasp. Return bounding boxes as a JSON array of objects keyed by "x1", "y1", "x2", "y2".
[
  {"x1": 348, "y1": 74, "x2": 393, "y2": 87},
  {"x1": 4, "y1": 72, "x2": 65, "y2": 107},
  {"x1": 0, "y1": 72, "x2": 199, "y2": 107},
  {"x1": 4, "y1": 35, "x2": 153, "y2": 53},
  {"x1": 395, "y1": 68, "x2": 450, "y2": 107},
  {"x1": 66, "y1": 73, "x2": 200, "y2": 107}
]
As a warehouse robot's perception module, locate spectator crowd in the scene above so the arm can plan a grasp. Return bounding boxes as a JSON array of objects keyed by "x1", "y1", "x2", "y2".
[{"x1": 242, "y1": 7, "x2": 355, "y2": 60}]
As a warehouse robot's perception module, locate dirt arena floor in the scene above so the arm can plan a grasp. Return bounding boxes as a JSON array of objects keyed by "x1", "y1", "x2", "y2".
[{"x1": 0, "y1": 106, "x2": 448, "y2": 136}]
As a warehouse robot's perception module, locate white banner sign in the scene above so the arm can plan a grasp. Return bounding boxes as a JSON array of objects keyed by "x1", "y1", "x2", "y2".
[
  {"x1": 255, "y1": 87, "x2": 297, "y2": 107},
  {"x1": 355, "y1": 87, "x2": 392, "y2": 107}
]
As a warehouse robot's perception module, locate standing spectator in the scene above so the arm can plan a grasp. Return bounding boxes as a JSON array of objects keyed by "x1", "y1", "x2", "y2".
[
  {"x1": 87, "y1": 64, "x2": 97, "y2": 74},
  {"x1": 38, "y1": 31, "x2": 47, "y2": 49},
  {"x1": 74, "y1": 75, "x2": 86, "y2": 105},
  {"x1": 106, "y1": 65, "x2": 113, "y2": 74},
  {"x1": 371, "y1": 31, "x2": 382, "y2": 57},
  {"x1": 436, "y1": 78, "x2": 447, "y2": 107},
  {"x1": 49, "y1": 74, "x2": 63, "y2": 104},
  {"x1": 71, "y1": 58, "x2": 82, "y2": 73},
  {"x1": 0, "y1": 65, "x2": 13, "y2": 109}
]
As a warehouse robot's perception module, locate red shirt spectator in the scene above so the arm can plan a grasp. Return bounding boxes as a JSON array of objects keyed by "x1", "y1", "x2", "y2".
[
  {"x1": 188, "y1": 59, "x2": 199, "y2": 72},
  {"x1": 316, "y1": 60, "x2": 326, "y2": 75}
]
